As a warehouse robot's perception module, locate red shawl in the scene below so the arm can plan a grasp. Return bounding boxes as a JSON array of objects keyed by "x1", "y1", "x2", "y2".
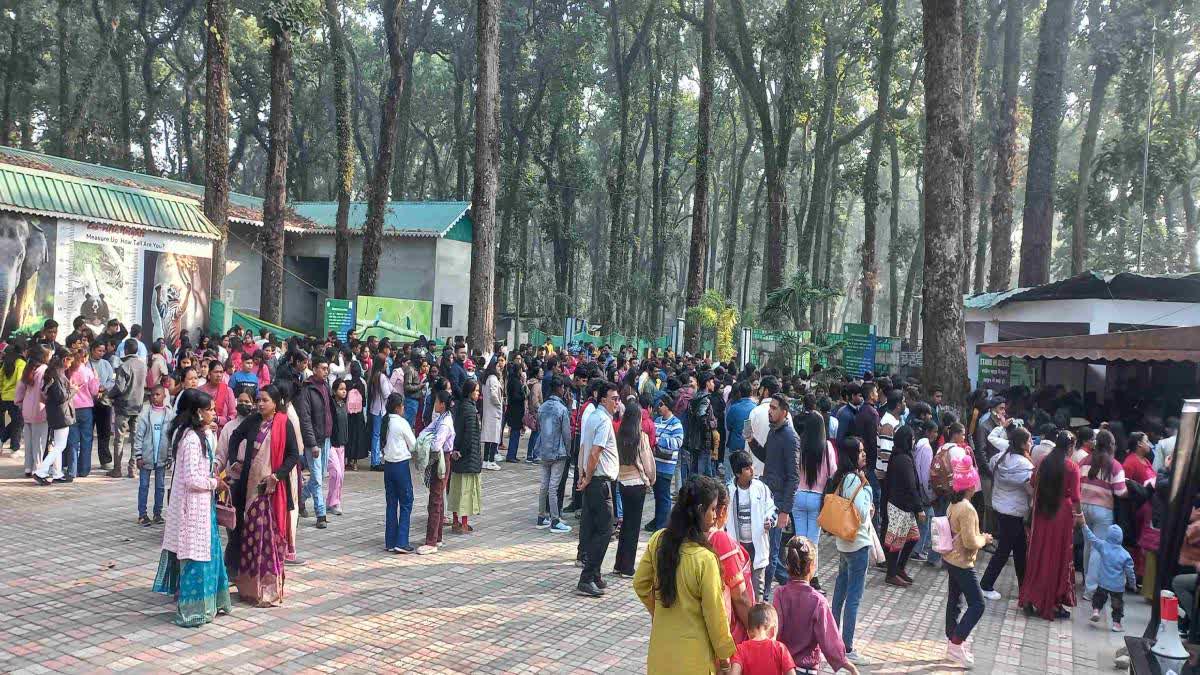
[{"x1": 269, "y1": 412, "x2": 291, "y2": 542}]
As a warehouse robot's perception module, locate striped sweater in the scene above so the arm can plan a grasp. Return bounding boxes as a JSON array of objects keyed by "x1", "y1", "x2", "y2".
[
  {"x1": 1078, "y1": 456, "x2": 1128, "y2": 510},
  {"x1": 654, "y1": 414, "x2": 684, "y2": 475}
]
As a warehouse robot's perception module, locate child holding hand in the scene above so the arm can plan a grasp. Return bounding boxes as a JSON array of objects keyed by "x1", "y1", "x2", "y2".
[
  {"x1": 731, "y1": 603, "x2": 797, "y2": 675},
  {"x1": 772, "y1": 537, "x2": 859, "y2": 674}
]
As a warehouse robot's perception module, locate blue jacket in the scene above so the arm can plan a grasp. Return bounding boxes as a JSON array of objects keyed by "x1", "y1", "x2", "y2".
[
  {"x1": 1082, "y1": 523, "x2": 1136, "y2": 593},
  {"x1": 834, "y1": 402, "x2": 859, "y2": 444},
  {"x1": 534, "y1": 395, "x2": 572, "y2": 461},
  {"x1": 725, "y1": 397, "x2": 756, "y2": 452}
]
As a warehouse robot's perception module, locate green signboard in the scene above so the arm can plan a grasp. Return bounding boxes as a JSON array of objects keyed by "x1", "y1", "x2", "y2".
[
  {"x1": 842, "y1": 323, "x2": 877, "y2": 377},
  {"x1": 324, "y1": 298, "x2": 355, "y2": 342},
  {"x1": 978, "y1": 356, "x2": 1011, "y2": 390},
  {"x1": 1008, "y1": 359, "x2": 1039, "y2": 388},
  {"x1": 355, "y1": 295, "x2": 433, "y2": 341}
]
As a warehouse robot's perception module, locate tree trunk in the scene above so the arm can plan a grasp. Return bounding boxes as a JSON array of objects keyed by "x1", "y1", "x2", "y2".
[
  {"x1": 1183, "y1": 179, "x2": 1198, "y2": 270},
  {"x1": 468, "y1": 0, "x2": 499, "y2": 353},
  {"x1": 115, "y1": 27, "x2": 134, "y2": 169},
  {"x1": 652, "y1": 46, "x2": 679, "y2": 333},
  {"x1": 453, "y1": 68, "x2": 468, "y2": 201},
  {"x1": 56, "y1": 0, "x2": 70, "y2": 158},
  {"x1": 205, "y1": 0, "x2": 231, "y2": 302},
  {"x1": 0, "y1": 3, "x2": 20, "y2": 146},
  {"x1": 972, "y1": 0, "x2": 1003, "y2": 293},
  {"x1": 358, "y1": 0, "x2": 410, "y2": 296},
  {"x1": 900, "y1": 152, "x2": 924, "y2": 345},
  {"x1": 1071, "y1": 0, "x2": 1118, "y2": 275},
  {"x1": 960, "y1": 0, "x2": 981, "y2": 291},
  {"x1": 921, "y1": 0, "x2": 970, "y2": 405},
  {"x1": 259, "y1": 25, "x2": 293, "y2": 325},
  {"x1": 742, "y1": 176, "x2": 765, "y2": 311},
  {"x1": 888, "y1": 133, "x2": 902, "y2": 335},
  {"x1": 684, "y1": 0, "x2": 714, "y2": 353},
  {"x1": 724, "y1": 93, "x2": 754, "y2": 297},
  {"x1": 326, "y1": 0, "x2": 353, "y2": 299},
  {"x1": 1018, "y1": 0, "x2": 1073, "y2": 286},
  {"x1": 860, "y1": 0, "x2": 898, "y2": 326},
  {"x1": 987, "y1": 0, "x2": 1022, "y2": 291}
]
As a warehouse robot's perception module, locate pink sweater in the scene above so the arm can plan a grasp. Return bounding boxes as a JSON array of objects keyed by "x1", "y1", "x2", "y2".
[
  {"x1": 14, "y1": 365, "x2": 47, "y2": 423},
  {"x1": 70, "y1": 365, "x2": 99, "y2": 410},
  {"x1": 1079, "y1": 456, "x2": 1127, "y2": 510}
]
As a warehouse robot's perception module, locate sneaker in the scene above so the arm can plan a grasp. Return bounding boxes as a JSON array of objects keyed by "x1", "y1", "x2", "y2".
[
  {"x1": 1091, "y1": 609, "x2": 1102, "y2": 623},
  {"x1": 611, "y1": 570, "x2": 634, "y2": 579},
  {"x1": 137, "y1": 516, "x2": 152, "y2": 526},
  {"x1": 100, "y1": 463, "x2": 112, "y2": 471},
  {"x1": 393, "y1": 545, "x2": 414, "y2": 554},
  {"x1": 536, "y1": 517, "x2": 550, "y2": 529},
  {"x1": 982, "y1": 589, "x2": 1002, "y2": 601},
  {"x1": 315, "y1": 516, "x2": 328, "y2": 529},
  {"x1": 525, "y1": 457, "x2": 539, "y2": 464},
  {"x1": 846, "y1": 650, "x2": 867, "y2": 664},
  {"x1": 504, "y1": 458, "x2": 521, "y2": 464},
  {"x1": 153, "y1": 514, "x2": 164, "y2": 525},
  {"x1": 576, "y1": 581, "x2": 604, "y2": 597},
  {"x1": 1111, "y1": 622, "x2": 1123, "y2": 632},
  {"x1": 417, "y1": 545, "x2": 438, "y2": 555},
  {"x1": 32, "y1": 474, "x2": 50, "y2": 485},
  {"x1": 550, "y1": 521, "x2": 572, "y2": 534},
  {"x1": 946, "y1": 642, "x2": 973, "y2": 668},
  {"x1": 911, "y1": 551, "x2": 928, "y2": 561},
  {"x1": 593, "y1": 575, "x2": 608, "y2": 590},
  {"x1": 328, "y1": 506, "x2": 343, "y2": 516}
]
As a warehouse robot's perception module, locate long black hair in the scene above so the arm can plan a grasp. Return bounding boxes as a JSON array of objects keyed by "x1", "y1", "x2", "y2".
[
  {"x1": 892, "y1": 424, "x2": 915, "y2": 459},
  {"x1": 2, "y1": 341, "x2": 22, "y2": 377},
  {"x1": 829, "y1": 437, "x2": 865, "y2": 496},
  {"x1": 1035, "y1": 430, "x2": 1074, "y2": 517},
  {"x1": 20, "y1": 344, "x2": 48, "y2": 385},
  {"x1": 617, "y1": 395, "x2": 643, "y2": 466},
  {"x1": 170, "y1": 388, "x2": 214, "y2": 460},
  {"x1": 655, "y1": 476, "x2": 721, "y2": 608},
  {"x1": 799, "y1": 410, "x2": 828, "y2": 490},
  {"x1": 368, "y1": 354, "x2": 387, "y2": 402}
]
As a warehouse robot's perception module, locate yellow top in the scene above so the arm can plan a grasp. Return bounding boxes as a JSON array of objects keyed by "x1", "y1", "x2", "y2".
[
  {"x1": 0, "y1": 358, "x2": 25, "y2": 401},
  {"x1": 633, "y1": 529, "x2": 736, "y2": 674},
  {"x1": 944, "y1": 499, "x2": 989, "y2": 569}
]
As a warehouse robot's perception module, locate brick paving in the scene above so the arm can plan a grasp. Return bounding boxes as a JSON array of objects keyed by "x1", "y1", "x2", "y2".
[{"x1": 0, "y1": 444, "x2": 1139, "y2": 674}]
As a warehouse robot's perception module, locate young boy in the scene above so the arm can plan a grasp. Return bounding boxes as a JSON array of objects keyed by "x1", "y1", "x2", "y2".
[
  {"x1": 1082, "y1": 520, "x2": 1136, "y2": 631},
  {"x1": 726, "y1": 450, "x2": 776, "y2": 595},
  {"x1": 731, "y1": 603, "x2": 798, "y2": 675},
  {"x1": 229, "y1": 356, "x2": 260, "y2": 398},
  {"x1": 133, "y1": 386, "x2": 174, "y2": 526}
]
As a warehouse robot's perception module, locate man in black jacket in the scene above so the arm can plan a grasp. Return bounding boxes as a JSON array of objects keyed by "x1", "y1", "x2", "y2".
[
  {"x1": 686, "y1": 371, "x2": 718, "y2": 478},
  {"x1": 296, "y1": 359, "x2": 333, "y2": 528},
  {"x1": 760, "y1": 394, "x2": 799, "y2": 600}
]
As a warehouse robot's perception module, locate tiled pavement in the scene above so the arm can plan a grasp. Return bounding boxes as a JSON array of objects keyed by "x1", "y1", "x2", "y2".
[{"x1": 0, "y1": 444, "x2": 1140, "y2": 674}]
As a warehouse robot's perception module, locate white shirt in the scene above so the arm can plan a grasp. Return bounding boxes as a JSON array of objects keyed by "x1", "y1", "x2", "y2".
[
  {"x1": 382, "y1": 414, "x2": 416, "y2": 463},
  {"x1": 581, "y1": 405, "x2": 619, "y2": 480},
  {"x1": 1154, "y1": 434, "x2": 1177, "y2": 473},
  {"x1": 369, "y1": 373, "x2": 393, "y2": 416},
  {"x1": 748, "y1": 399, "x2": 794, "y2": 448}
]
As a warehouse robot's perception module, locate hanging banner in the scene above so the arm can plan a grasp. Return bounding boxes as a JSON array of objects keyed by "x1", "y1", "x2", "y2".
[{"x1": 324, "y1": 298, "x2": 355, "y2": 342}]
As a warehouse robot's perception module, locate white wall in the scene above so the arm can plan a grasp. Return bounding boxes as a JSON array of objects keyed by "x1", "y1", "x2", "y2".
[{"x1": 432, "y1": 238, "x2": 471, "y2": 340}]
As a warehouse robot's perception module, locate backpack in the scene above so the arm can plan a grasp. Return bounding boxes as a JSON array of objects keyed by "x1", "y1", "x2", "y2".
[
  {"x1": 930, "y1": 443, "x2": 958, "y2": 497},
  {"x1": 931, "y1": 515, "x2": 955, "y2": 554},
  {"x1": 347, "y1": 388, "x2": 364, "y2": 415}
]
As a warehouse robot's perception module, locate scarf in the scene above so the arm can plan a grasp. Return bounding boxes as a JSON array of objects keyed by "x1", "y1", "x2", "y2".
[{"x1": 269, "y1": 412, "x2": 290, "y2": 542}]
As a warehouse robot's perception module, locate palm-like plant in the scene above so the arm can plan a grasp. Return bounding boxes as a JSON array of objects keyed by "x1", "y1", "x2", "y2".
[
  {"x1": 685, "y1": 290, "x2": 739, "y2": 362},
  {"x1": 760, "y1": 271, "x2": 841, "y2": 329}
]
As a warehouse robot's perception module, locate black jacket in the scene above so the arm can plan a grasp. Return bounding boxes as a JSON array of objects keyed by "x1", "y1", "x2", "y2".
[
  {"x1": 330, "y1": 400, "x2": 349, "y2": 448},
  {"x1": 453, "y1": 398, "x2": 482, "y2": 474},
  {"x1": 761, "y1": 422, "x2": 800, "y2": 513},
  {"x1": 885, "y1": 451, "x2": 924, "y2": 514},
  {"x1": 294, "y1": 378, "x2": 331, "y2": 448},
  {"x1": 44, "y1": 374, "x2": 75, "y2": 430},
  {"x1": 685, "y1": 390, "x2": 717, "y2": 452}
]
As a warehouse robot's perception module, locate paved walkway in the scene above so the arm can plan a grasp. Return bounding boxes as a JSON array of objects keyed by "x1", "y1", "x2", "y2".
[{"x1": 0, "y1": 445, "x2": 1139, "y2": 674}]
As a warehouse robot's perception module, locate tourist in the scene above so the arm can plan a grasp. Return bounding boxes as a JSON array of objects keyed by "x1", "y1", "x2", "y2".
[
  {"x1": 725, "y1": 450, "x2": 774, "y2": 610},
  {"x1": 450, "y1": 379, "x2": 483, "y2": 534},
  {"x1": 66, "y1": 342, "x2": 98, "y2": 478},
  {"x1": 773, "y1": 536, "x2": 856, "y2": 674},
  {"x1": 685, "y1": 371, "x2": 718, "y2": 478},
  {"x1": 724, "y1": 381, "x2": 756, "y2": 481},
  {"x1": 912, "y1": 420, "x2": 939, "y2": 561},
  {"x1": 33, "y1": 349, "x2": 76, "y2": 485},
  {"x1": 400, "y1": 355, "x2": 421, "y2": 425},
  {"x1": 326, "y1": 379, "x2": 349, "y2": 516},
  {"x1": 151, "y1": 388, "x2": 232, "y2": 627},
  {"x1": 729, "y1": 603, "x2": 798, "y2": 675},
  {"x1": 1077, "y1": 428, "x2": 1126, "y2": 597},
  {"x1": 760, "y1": 393, "x2": 799, "y2": 600},
  {"x1": 215, "y1": 389, "x2": 255, "y2": 478},
  {"x1": 794, "y1": 410, "x2": 837, "y2": 589},
  {"x1": 576, "y1": 379, "x2": 619, "y2": 597},
  {"x1": 296, "y1": 359, "x2": 334, "y2": 528},
  {"x1": 87, "y1": 339, "x2": 115, "y2": 472},
  {"x1": 632, "y1": 475, "x2": 736, "y2": 674},
  {"x1": 833, "y1": 382, "x2": 860, "y2": 445},
  {"x1": 1020, "y1": 430, "x2": 1081, "y2": 620},
  {"x1": 1121, "y1": 431, "x2": 1156, "y2": 580},
  {"x1": 852, "y1": 382, "x2": 880, "y2": 512},
  {"x1": 1082, "y1": 519, "x2": 1136, "y2": 632},
  {"x1": 417, "y1": 390, "x2": 455, "y2": 555},
  {"x1": 134, "y1": 385, "x2": 174, "y2": 526},
  {"x1": 200, "y1": 359, "x2": 236, "y2": 430},
  {"x1": 147, "y1": 342, "x2": 169, "y2": 390},
  {"x1": 525, "y1": 364, "x2": 543, "y2": 463},
  {"x1": 381, "y1": 392, "x2": 417, "y2": 553},
  {"x1": 883, "y1": 425, "x2": 924, "y2": 588},
  {"x1": 344, "y1": 360, "x2": 369, "y2": 470},
  {"x1": 110, "y1": 338, "x2": 147, "y2": 478},
  {"x1": 647, "y1": 392, "x2": 683, "y2": 531},
  {"x1": 829, "y1": 437, "x2": 872, "y2": 664},
  {"x1": 228, "y1": 354, "x2": 260, "y2": 398},
  {"x1": 613, "y1": 395, "x2": 654, "y2": 578},
  {"x1": 942, "y1": 454, "x2": 990, "y2": 667},
  {"x1": 503, "y1": 359, "x2": 526, "y2": 463},
  {"x1": 14, "y1": 344, "x2": 47, "y2": 478},
  {"x1": 367, "y1": 355, "x2": 392, "y2": 470},
  {"x1": 480, "y1": 354, "x2": 506, "y2": 470},
  {"x1": 226, "y1": 383, "x2": 300, "y2": 604},
  {"x1": 535, "y1": 375, "x2": 573, "y2": 533},
  {"x1": 979, "y1": 423, "x2": 1034, "y2": 600},
  {"x1": 1153, "y1": 418, "x2": 1179, "y2": 473}
]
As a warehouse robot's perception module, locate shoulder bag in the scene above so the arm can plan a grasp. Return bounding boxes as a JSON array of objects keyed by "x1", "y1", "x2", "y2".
[{"x1": 818, "y1": 474, "x2": 865, "y2": 540}]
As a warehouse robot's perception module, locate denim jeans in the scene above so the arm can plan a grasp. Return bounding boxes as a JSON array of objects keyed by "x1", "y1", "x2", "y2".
[
  {"x1": 1083, "y1": 503, "x2": 1114, "y2": 593},
  {"x1": 1, "y1": 400, "x2": 22, "y2": 451},
  {"x1": 527, "y1": 429, "x2": 540, "y2": 461},
  {"x1": 370, "y1": 413, "x2": 384, "y2": 466},
  {"x1": 383, "y1": 459, "x2": 413, "y2": 549},
  {"x1": 67, "y1": 407, "x2": 95, "y2": 478},
  {"x1": 504, "y1": 423, "x2": 522, "y2": 462},
  {"x1": 303, "y1": 438, "x2": 331, "y2": 517},
  {"x1": 652, "y1": 470, "x2": 673, "y2": 529},
  {"x1": 539, "y1": 458, "x2": 567, "y2": 521},
  {"x1": 138, "y1": 466, "x2": 166, "y2": 518},
  {"x1": 832, "y1": 546, "x2": 869, "y2": 651},
  {"x1": 403, "y1": 397, "x2": 419, "y2": 426},
  {"x1": 945, "y1": 562, "x2": 985, "y2": 643},
  {"x1": 678, "y1": 449, "x2": 694, "y2": 484},
  {"x1": 792, "y1": 490, "x2": 824, "y2": 549},
  {"x1": 916, "y1": 505, "x2": 935, "y2": 557},
  {"x1": 697, "y1": 449, "x2": 715, "y2": 478},
  {"x1": 614, "y1": 479, "x2": 624, "y2": 520},
  {"x1": 763, "y1": 525, "x2": 787, "y2": 600}
]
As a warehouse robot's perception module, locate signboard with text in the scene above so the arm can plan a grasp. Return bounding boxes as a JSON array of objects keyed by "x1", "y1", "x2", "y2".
[
  {"x1": 842, "y1": 323, "x2": 877, "y2": 377},
  {"x1": 324, "y1": 298, "x2": 355, "y2": 342}
]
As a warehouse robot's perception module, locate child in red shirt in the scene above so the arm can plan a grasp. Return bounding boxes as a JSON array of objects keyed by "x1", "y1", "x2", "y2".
[{"x1": 731, "y1": 603, "x2": 798, "y2": 675}]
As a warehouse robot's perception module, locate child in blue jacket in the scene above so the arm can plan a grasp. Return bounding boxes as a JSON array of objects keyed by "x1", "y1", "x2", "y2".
[{"x1": 1081, "y1": 521, "x2": 1136, "y2": 632}]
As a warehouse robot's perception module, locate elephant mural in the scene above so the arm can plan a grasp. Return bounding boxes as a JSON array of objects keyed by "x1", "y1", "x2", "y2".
[{"x1": 0, "y1": 213, "x2": 49, "y2": 337}]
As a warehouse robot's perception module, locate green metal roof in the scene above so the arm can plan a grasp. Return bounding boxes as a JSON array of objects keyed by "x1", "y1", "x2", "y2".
[
  {"x1": 0, "y1": 162, "x2": 218, "y2": 239},
  {"x1": 290, "y1": 201, "x2": 472, "y2": 239}
]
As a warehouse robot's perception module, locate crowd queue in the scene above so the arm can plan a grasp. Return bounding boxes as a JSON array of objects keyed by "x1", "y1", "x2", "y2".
[{"x1": 0, "y1": 316, "x2": 1189, "y2": 673}]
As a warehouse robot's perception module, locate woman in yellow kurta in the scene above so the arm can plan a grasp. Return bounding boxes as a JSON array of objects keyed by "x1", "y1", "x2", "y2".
[{"x1": 634, "y1": 475, "x2": 737, "y2": 674}]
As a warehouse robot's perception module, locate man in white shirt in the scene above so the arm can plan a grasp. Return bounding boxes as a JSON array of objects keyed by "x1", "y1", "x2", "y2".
[{"x1": 576, "y1": 380, "x2": 619, "y2": 598}]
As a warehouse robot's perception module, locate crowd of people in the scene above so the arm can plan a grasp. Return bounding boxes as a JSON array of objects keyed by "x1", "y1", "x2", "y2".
[{"x1": 0, "y1": 317, "x2": 1190, "y2": 672}]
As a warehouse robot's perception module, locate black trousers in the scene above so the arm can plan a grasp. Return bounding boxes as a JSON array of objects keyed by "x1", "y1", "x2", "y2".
[
  {"x1": 613, "y1": 483, "x2": 647, "y2": 575},
  {"x1": 980, "y1": 512, "x2": 1027, "y2": 592},
  {"x1": 93, "y1": 401, "x2": 113, "y2": 466},
  {"x1": 886, "y1": 539, "x2": 917, "y2": 577},
  {"x1": 579, "y1": 479, "x2": 614, "y2": 584},
  {"x1": 562, "y1": 434, "x2": 581, "y2": 511},
  {"x1": 1093, "y1": 588, "x2": 1125, "y2": 622}
]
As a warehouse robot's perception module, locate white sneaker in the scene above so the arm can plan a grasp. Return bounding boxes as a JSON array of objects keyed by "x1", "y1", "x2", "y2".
[
  {"x1": 1090, "y1": 609, "x2": 1102, "y2": 624},
  {"x1": 947, "y1": 642, "x2": 974, "y2": 668},
  {"x1": 846, "y1": 650, "x2": 867, "y2": 664},
  {"x1": 416, "y1": 545, "x2": 438, "y2": 555},
  {"x1": 981, "y1": 589, "x2": 1001, "y2": 600}
]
